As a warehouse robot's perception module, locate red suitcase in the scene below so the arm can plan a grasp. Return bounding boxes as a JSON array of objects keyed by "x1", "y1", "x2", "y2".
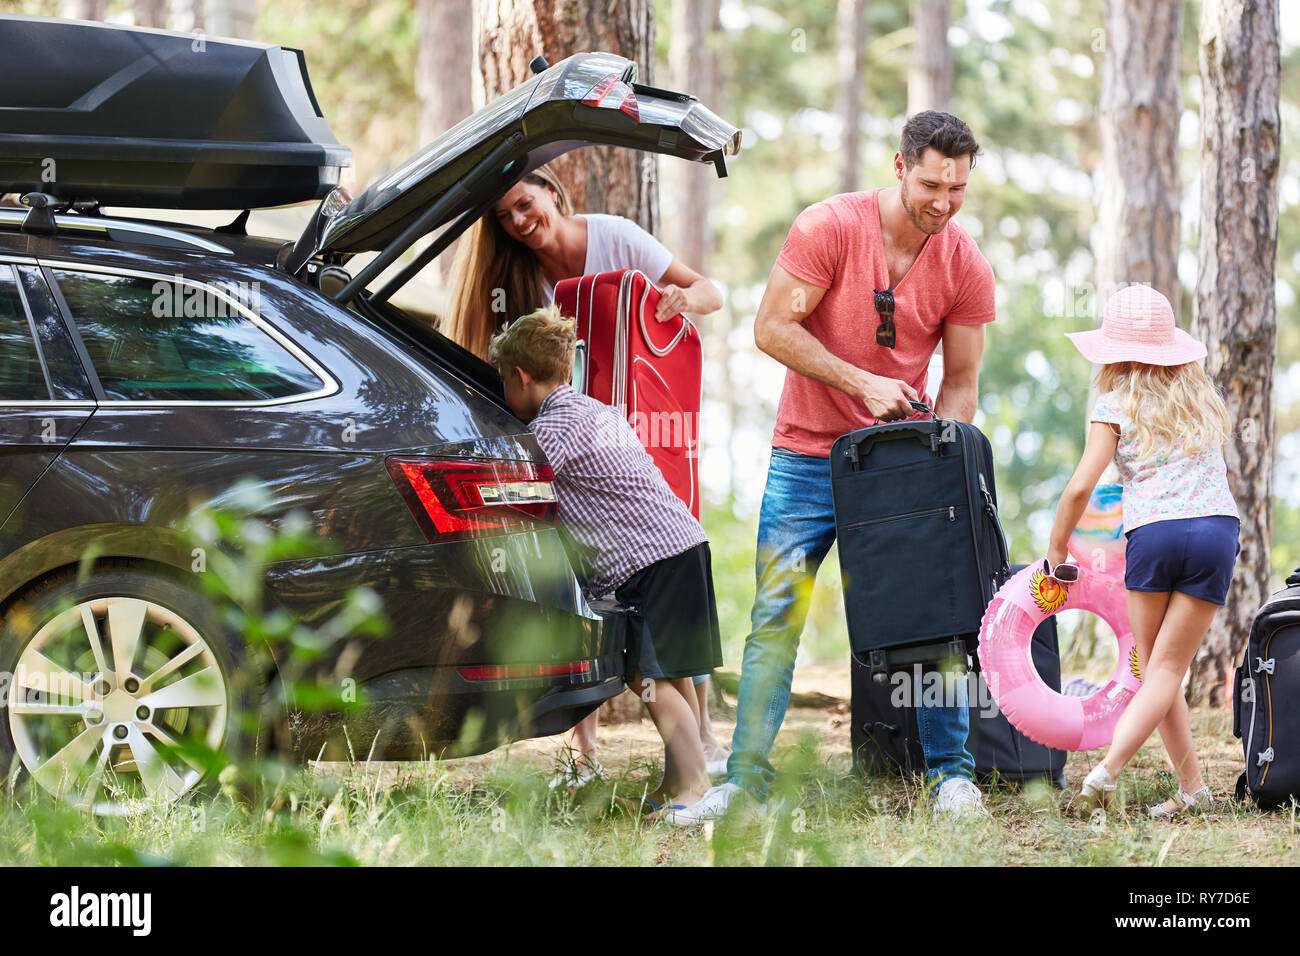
[{"x1": 554, "y1": 269, "x2": 702, "y2": 518}]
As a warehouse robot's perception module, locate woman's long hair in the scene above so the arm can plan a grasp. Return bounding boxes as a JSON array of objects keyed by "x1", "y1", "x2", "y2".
[
  {"x1": 1096, "y1": 361, "x2": 1232, "y2": 462},
  {"x1": 444, "y1": 165, "x2": 572, "y2": 360}
]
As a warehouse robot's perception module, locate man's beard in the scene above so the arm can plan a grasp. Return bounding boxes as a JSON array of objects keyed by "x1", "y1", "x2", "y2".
[{"x1": 900, "y1": 185, "x2": 950, "y2": 235}]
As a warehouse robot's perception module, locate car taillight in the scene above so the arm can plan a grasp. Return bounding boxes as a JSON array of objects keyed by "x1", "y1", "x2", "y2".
[
  {"x1": 458, "y1": 661, "x2": 593, "y2": 682},
  {"x1": 581, "y1": 73, "x2": 640, "y2": 121},
  {"x1": 386, "y1": 457, "x2": 557, "y2": 542}
]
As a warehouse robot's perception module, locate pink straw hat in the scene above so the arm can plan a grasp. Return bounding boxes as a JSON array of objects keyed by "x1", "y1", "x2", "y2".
[{"x1": 1065, "y1": 284, "x2": 1207, "y2": 366}]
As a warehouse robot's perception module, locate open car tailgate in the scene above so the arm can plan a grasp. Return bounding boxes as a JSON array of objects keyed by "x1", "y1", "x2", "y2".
[{"x1": 284, "y1": 51, "x2": 740, "y2": 274}]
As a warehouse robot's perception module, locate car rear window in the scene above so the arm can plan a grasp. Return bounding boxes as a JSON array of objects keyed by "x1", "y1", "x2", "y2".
[
  {"x1": 51, "y1": 270, "x2": 325, "y2": 402},
  {"x1": 0, "y1": 265, "x2": 50, "y2": 401}
]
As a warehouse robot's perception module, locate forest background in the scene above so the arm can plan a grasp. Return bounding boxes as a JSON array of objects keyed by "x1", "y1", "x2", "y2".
[{"x1": 7, "y1": 0, "x2": 1298, "y2": 695}]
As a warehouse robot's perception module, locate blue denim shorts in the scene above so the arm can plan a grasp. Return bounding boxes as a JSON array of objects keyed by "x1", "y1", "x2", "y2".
[{"x1": 1124, "y1": 516, "x2": 1241, "y2": 606}]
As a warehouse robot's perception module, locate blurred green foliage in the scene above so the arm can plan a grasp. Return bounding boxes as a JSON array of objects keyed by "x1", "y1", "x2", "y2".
[{"x1": 185, "y1": 481, "x2": 389, "y2": 742}]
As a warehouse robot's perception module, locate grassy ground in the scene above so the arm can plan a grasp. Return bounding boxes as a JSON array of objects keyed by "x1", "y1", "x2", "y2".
[{"x1": 2, "y1": 665, "x2": 1297, "y2": 866}]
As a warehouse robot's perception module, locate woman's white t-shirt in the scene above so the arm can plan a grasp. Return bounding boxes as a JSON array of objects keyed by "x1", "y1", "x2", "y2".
[{"x1": 541, "y1": 213, "x2": 674, "y2": 302}]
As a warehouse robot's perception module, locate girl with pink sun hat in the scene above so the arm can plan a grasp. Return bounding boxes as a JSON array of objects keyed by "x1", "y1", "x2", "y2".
[
  {"x1": 1048, "y1": 283, "x2": 1239, "y2": 818},
  {"x1": 1063, "y1": 282, "x2": 1207, "y2": 366}
]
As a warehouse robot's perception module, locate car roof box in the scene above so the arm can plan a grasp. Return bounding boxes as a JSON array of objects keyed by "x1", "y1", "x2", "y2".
[{"x1": 0, "y1": 15, "x2": 351, "y2": 209}]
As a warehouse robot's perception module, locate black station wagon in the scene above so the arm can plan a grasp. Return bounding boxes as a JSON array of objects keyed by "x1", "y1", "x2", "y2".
[{"x1": 0, "y1": 15, "x2": 739, "y2": 812}]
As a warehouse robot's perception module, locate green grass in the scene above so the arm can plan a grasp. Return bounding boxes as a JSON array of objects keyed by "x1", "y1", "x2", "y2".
[{"x1": 2, "y1": 705, "x2": 1297, "y2": 866}]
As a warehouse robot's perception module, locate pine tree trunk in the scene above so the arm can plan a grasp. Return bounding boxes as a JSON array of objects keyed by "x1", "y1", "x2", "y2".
[
  {"x1": 1095, "y1": 0, "x2": 1182, "y2": 312},
  {"x1": 908, "y1": 0, "x2": 951, "y2": 115},
  {"x1": 134, "y1": 0, "x2": 168, "y2": 28},
  {"x1": 1189, "y1": 0, "x2": 1280, "y2": 705},
  {"x1": 836, "y1": 0, "x2": 867, "y2": 194},
  {"x1": 207, "y1": 0, "x2": 256, "y2": 39},
  {"x1": 65, "y1": 0, "x2": 107, "y2": 20},
  {"x1": 475, "y1": 0, "x2": 658, "y2": 232},
  {"x1": 418, "y1": 0, "x2": 475, "y2": 151},
  {"x1": 664, "y1": 0, "x2": 732, "y2": 504},
  {"x1": 667, "y1": 0, "x2": 718, "y2": 274},
  {"x1": 418, "y1": 0, "x2": 475, "y2": 281},
  {"x1": 169, "y1": 0, "x2": 205, "y2": 34}
]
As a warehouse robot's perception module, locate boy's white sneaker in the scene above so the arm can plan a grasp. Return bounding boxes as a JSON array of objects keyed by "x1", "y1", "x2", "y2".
[
  {"x1": 933, "y1": 778, "x2": 989, "y2": 819},
  {"x1": 677, "y1": 782, "x2": 746, "y2": 822}
]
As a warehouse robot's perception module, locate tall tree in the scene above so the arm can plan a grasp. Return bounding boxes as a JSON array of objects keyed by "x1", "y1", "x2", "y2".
[
  {"x1": 64, "y1": 0, "x2": 107, "y2": 20},
  {"x1": 666, "y1": 0, "x2": 738, "y2": 506},
  {"x1": 208, "y1": 0, "x2": 256, "y2": 39},
  {"x1": 170, "y1": 0, "x2": 205, "y2": 33},
  {"x1": 1190, "y1": 0, "x2": 1281, "y2": 704},
  {"x1": 475, "y1": 0, "x2": 657, "y2": 232},
  {"x1": 134, "y1": 0, "x2": 168, "y2": 28},
  {"x1": 835, "y1": 0, "x2": 867, "y2": 195},
  {"x1": 667, "y1": 0, "x2": 719, "y2": 272},
  {"x1": 417, "y1": 0, "x2": 475, "y2": 280},
  {"x1": 417, "y1": 0, "x2": 475, "y2": 149},
  {"x1": 908, "y1": 0, "x2": 951, "y2": 115},
  {"x1": 1095, "y1": 0, "x2": 1182, "y2": 312}
]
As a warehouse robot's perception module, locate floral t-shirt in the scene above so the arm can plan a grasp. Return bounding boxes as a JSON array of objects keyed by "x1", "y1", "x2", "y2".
[{"x1": 1090, "y1": 391, "x2": 1239, "y2": 534}]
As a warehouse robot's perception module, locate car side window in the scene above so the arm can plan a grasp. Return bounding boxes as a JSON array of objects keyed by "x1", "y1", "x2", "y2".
[
  {"x1": 50, "y1": 269, "x2": 325, "y2": 403},
  {"x1": 0, "y1": 265, "x2": 51, "y2": 401}
]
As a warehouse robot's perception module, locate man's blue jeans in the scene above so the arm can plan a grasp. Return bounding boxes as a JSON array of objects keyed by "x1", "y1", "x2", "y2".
[{"x1": 727, "y1": 447, "x2": 975, "y2": 799}]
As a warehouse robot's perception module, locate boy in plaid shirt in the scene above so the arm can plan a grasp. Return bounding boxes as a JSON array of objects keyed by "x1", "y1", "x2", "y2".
[{"x1": 490, "y1": 305, "x2": 722, "y2": 824}]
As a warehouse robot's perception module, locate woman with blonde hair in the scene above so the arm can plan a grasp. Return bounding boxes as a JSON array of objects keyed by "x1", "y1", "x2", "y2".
[
  {"x1": 444, "y1": 164, "x2": 722, "y2": 361},
  {"x1": 1046, "y1": 284, "x2": 1240, "y2": 818}
]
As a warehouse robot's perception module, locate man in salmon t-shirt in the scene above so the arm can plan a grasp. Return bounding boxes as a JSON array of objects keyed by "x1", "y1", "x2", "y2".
[{"x1": 693, "y1": 111, "x2": 997, "y2": 821}]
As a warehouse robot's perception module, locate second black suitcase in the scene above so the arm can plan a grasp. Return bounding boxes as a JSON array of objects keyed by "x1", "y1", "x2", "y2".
[
  {"x1": 831, "y1": 407, "x2": 1011, "y2": 675},
  {"x1": 852, "y1": 609, "x2": 1067, "y2": 786},
  {"x1": 1234, "y1": 566, "x2": 1300, "y2": 810}
]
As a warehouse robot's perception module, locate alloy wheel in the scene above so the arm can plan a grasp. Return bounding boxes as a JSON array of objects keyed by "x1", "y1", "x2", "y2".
[{"x1": 8, "y1": 596, "x2": 229, "y2": 814}]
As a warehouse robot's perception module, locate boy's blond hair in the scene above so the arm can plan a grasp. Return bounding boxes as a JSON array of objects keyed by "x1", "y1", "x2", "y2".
[{"x1": 488, "y1": 304, "x2": 576, "y2": 384}]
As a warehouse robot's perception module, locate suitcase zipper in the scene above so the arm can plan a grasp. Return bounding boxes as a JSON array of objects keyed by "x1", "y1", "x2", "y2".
[
  {"x1": 1257, "y1": 624, "x2": 1287, "y2": 787},
  {"x1": 959, "y1": 431, "x2": 990, "y2": 599},
  {"x1": 841, "y1": 505, "x2": 957, "y2": 531}
]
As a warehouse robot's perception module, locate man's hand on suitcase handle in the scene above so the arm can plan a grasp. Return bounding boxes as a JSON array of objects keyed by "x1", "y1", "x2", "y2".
[{"x1": 857, "y1": 372, "x2": 919, "y2": 422}]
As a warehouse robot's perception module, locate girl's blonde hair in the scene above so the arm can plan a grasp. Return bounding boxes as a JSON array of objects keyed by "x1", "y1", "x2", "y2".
[
  {"x1": 1096, "y1": 361, "x2": 1232, "y2": 461},
  {"x1": 488, "y1": 304, "x2": 575, "y2": 385},
  {"x1": 444, "y1": 165, "x2": 573, "y2": 361}
]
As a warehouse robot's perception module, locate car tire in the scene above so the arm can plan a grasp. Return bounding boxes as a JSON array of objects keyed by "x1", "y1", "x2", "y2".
[{"x1": 0, "y1": 561, "x2": 252, "y2": 815}]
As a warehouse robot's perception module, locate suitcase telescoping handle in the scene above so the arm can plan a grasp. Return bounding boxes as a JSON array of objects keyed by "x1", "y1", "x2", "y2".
[{"x1": 843, "y1": 402, "x2": 942, "y2": 469}]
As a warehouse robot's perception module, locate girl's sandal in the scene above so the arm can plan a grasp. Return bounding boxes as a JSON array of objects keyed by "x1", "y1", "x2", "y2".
[
  {"x1": 1077, "y1": 764, "x2": 1116, "y2": 814},
  {"x1": 1149, "y1": 785, "x2": 1213, "y2": 819}
]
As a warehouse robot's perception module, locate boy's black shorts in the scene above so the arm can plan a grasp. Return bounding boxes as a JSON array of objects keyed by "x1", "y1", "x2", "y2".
[{"x1": 614, "y1": 542, "x2": 724, "y2": 681}]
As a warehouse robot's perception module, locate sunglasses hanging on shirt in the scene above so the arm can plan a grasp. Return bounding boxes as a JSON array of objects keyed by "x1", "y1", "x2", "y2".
[{"x1": 873, "y1": 287, "x2": 897, "y2": 349}]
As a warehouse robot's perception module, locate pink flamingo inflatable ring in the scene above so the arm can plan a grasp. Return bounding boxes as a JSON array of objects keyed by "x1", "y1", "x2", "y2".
[{"x1": 978, "y1": 484, "x2": 1141, "y2": 752}]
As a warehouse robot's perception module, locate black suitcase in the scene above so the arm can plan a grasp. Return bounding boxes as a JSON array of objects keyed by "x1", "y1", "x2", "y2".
[
  {"x1": 851, "y1": 571, "x2": 1068, "y2": 787},
  {"x1": 1234, "y1": 567, "x2": 1300, "y2": 810},
  {"x1": 967, "y1": 614, "x2": 1068, "y2": 787},
  {"x1": 831, "y1": 405, "x2": 1011, "y2": 679}
]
